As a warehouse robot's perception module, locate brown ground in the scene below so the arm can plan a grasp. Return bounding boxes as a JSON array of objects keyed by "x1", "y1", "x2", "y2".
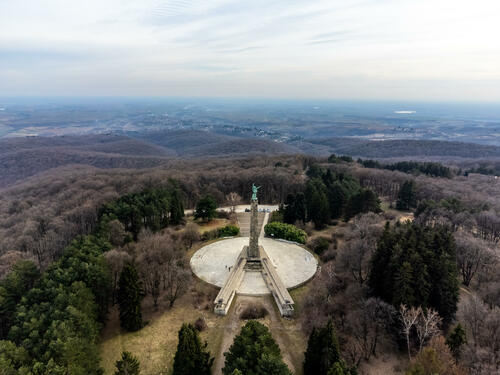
[
  {"x1": 212, "y1": 294, "x2": 307, "y2": 375},
  {"x1": 100, "y1": 271, "x2": 308, "y2": 374}
]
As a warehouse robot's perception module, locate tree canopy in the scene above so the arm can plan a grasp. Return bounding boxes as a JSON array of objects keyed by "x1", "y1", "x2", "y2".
[
  {"x1": 368, "y1": 222, "x2": 459, "y2": 324},
  {"x1": 223, "y1": 320, "x2": 291, "y2": 375},
  {"x1": 173, "y1": 323, "x2": 213, "y2": 375}
]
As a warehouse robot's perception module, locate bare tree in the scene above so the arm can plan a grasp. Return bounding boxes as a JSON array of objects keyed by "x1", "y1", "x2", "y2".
[
  {"x1": 136, "y1": 231, "x2": 191, "y2": 309},
  {"x1": 458, "y1": 294, "x2": 500, "y2": 374},
  {"x1": 106, "y1": 219, "x2": 127, "y2": 247},
  {"x1": 400, "y1": 304, "x2": 422, "y2": 360},
  {"x1": 457, "y1": 294, "x2": 488, "y2": 346},
  {"x1": 104, "y1": 249, "x2": 132, "y2": 305},
  {"x1": 346, "y1": 297, "x2": 395, "y2": 362},
  {"x1": 163, "y1": 258, "x2": 191, "y2": 307},
  {"x1": 226, "y1": 192, "x2": 242, "y2": 213},
  {"x1": 455, "y1": 232, "x2": 495, "y2": 286},
  {"x1": 415, "y1": 308, "x2": 442, "y2": 352},
  {"x1": 339, "y1": 213, "x2": 382, "y2": 285},
  {"x1": 182, "y1": 222, "x2": 200, "y2": 249},
  {"x1": 136, "y1": 233, "x2": 169, "y2": 309}
]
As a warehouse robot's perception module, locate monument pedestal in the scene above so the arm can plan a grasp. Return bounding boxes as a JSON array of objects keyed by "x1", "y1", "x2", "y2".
[
  {"x1": 243, "y1": 245, "x2": 263, "y2": 270},
  {"x1": 213, "y1": 186, "x2": 295, "y2": 316}
]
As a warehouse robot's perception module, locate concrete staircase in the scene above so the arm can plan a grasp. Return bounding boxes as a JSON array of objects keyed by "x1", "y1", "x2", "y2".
[{"x1": 237, "y1": 212, "x2": 266, "y2": 236}]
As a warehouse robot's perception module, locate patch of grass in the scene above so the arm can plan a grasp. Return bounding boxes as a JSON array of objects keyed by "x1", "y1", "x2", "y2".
[
  {"x1": 99, "y1": 284, "x2": 225, "y2": 375},
  {"x1": 198, "y1": 218, "x2": 231, "y2": 233}
]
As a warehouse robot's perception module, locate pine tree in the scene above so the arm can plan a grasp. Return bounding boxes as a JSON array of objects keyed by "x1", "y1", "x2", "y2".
[
  {"x1": 170, "y1": 188, "x2": 184, "y2": 225},
  {"x1": 173, "y1": 323, "x2": 213, "y2": 375},
  {"x1": 304, "y1": 320, "x2": 341, "y2": 375},
  {"x1": 283, "y1": 194, "x2": 297, "y2": 224},
  {"x1": 223, "y1": 321, "x2": 291, "y2": 375},
  {"x1": 328, "y1": 182, "x2": 347, "y2": 219},
  {"x1": 367, "y1": 222, "x2": 459, "y2": 324},
  {"x1": 194, "y1": 195, "x2": 217, "y2": 221},
  {"x1": 446, "y1": 324, "x2": 466, "y2": 360},
  {"x1": 305, "y1": 178, "x2": 330, "y2": 229},
  {"x1": 344, "y1": 189, "x2": 381, "y2": 220},
  {"x1": 392, "y1": 261, "x2": 415, "y2": 307},
  {"x1": 396, "y1": 180, "x2": 417, "y2": 211},
  {"x1": 294, "y1": 192, "x2": 307, "y2": 223},
  {"x1": 117, "y1": 263, "x2": 143, "y2": 332},
  {"x1": 114, "y1": 351, "x2": 140, "y2": 375}
]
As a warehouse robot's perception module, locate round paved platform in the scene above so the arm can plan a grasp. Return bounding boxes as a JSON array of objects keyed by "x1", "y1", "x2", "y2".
[{"x1": 190, "y1": 237, "x2": 318, "y2": 295}]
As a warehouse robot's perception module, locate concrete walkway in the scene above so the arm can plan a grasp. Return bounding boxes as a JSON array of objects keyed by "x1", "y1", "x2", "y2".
[{"x1": 190, "y1": 237, "x2": 317, "y2": 294}]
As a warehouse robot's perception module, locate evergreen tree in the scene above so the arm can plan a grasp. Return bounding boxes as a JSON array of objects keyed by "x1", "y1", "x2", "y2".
[
  {"x1": 170, "y1": 188, "x2": 184, "y2": 225},
  {"x1": 327, "y1": 362, "x2": 354, "y2": 375},
  {"x1": 283, "y1": 194, "x2": 297, "y2": 224},
  {"x1": 305, "y1": 178, "x2": 330, "y2": 229},
  {"x1": 304, "y1": 320, "x2": 342, "y2": 375},
  {"x1": 328, "y1": 182, "x2": 347, "y2": 219},
  {"x1": 194, "y1": 195, "x2": 217, "y2": 221},
  {"x1": 367, "y1": 223, "x2": 459, "y2": 324},
  {"x1": 396, "y1": 180, "x2": 417, "y2": 211},
  {"x1": 0, "y1": 260, "x2": 40, "y2": 338},
  {"x1": 117, "y1": 263, "x2": 143, "y2": 332},
  {"x1": 294, "y1": 192, "x2": 307, "y2": 223},
  {"x1": 446, "y1": 324, "x2": 466, "y2": 360},
  {"x1": 173, "y1": 323, "x2": 213, "y2": 375},
  {"x1": 392, "y1": 261, "x2": 415, "y2": 307},
  {"x1": 344, "y1": 189, "x2": 381, "y2": 221},
  {"x1": 114, "y1": 351, "x2": 140, "y2": 375},
  {"x1": 223, "y1": 321, "x2": 291, "y2": 375}
]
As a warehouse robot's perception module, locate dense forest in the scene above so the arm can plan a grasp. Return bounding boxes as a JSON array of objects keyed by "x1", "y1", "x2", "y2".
[{"x1": 0, "y1": 153, "x2": 499, "y2": 374}]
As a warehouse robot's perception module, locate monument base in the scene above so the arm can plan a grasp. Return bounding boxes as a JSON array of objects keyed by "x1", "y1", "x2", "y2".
[{"x1": 243, "y1": 245, "x2": 264, "y2": 270}]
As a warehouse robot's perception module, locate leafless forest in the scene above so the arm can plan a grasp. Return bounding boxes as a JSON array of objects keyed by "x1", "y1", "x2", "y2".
[{"x1": 1, "y1": 152, "x2": 499, "y2": 374}]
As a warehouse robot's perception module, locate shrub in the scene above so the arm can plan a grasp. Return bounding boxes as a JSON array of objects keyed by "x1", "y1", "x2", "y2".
[
  {"x1": 240, "y1": 303, "x2": 269, "y2": 320},
  {"x1": 308, "y1": 237, "x2": 330, "y2": 255},
  {"x1": 269, "y1": 210, "x2": 283, "y2": 223},
  {"x1": 200, "y1": 225, "x2": 240, "y2": 241},
  {"x1": 194, "y1": 317, "x2": 207, "y2": 332},
  {"x1": 264, "y1": 222, "x2": 307, "y2": 244},
  {"x1": 218, "y1": 225, "x2": 240, "y2": 237},
  {"x1": 201, "y1": 229, "x2": 219, "y2": 241},
  {"x1": 216, "y1": 210, "x2": 230, "y2": 219}
]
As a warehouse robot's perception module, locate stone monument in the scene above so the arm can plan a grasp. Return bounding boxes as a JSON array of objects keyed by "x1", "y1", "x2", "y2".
[{"x1": 212, "y1": 184, "x2": 295, "y2": 316}]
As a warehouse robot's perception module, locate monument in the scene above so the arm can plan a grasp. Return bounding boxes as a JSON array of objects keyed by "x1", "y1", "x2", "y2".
[{"x1": 211, "y1": 184, "x2": 295, "y2": 316}]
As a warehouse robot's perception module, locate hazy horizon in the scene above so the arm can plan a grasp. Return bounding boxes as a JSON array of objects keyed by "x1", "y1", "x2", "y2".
[{"x1": 2, "y1": 0, "x2": 500, "y2": 101}]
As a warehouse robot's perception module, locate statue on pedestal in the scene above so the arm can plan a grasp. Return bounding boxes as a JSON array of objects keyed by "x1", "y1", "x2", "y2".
[{"x1": 251, "y1": 183, "x2": 260, "y2": 201}]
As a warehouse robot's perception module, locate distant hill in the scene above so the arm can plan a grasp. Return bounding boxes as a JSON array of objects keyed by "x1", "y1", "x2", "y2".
[
  {"x1": 0, "y1": 131, "x2": 299, "y2": 188},
  {"x1": 131, "y1": 130, "x2": 236, "y2": 154},
  {"x1": 0, "y1": 134, "x2": 174, "y2": 157},
  {"x1": 302, "y1": 138, "x2": 500, "y2": 158},
  {"x1": 4, "y1": 132, "x2": 500, "y2": 189},
  {"x1": 131, "y1": 130, "x2": 299, "y2": 156},
  {"x1": 186, "y1": 138, "x2": 299, "y2": 157},
  {"x1": 0, "y1": 148, "x2": 168, "y2": 188}
]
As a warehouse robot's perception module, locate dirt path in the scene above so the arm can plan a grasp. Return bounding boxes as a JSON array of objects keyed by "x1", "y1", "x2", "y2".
[{"x1": 212, "y1": 295, "x2": 304, "y2": 375}]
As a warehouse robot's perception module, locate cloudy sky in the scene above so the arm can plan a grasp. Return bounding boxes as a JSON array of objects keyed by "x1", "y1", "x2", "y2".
[{"x1": 1, "y1": 0, "x2": 499, "y2": 100}]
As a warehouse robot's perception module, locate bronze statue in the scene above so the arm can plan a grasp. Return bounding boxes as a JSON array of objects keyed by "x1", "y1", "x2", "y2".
[{"x1": 251, "y1": 183, "x2": 261, "y2": 201}]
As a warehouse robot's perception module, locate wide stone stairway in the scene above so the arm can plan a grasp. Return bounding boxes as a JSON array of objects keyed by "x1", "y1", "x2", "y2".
[{"x1": 237, "y1": 211, "x2": 266, "y2": 236}]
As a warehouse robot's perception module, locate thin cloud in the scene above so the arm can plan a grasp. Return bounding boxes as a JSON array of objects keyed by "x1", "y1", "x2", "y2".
[{"x1": 0, "y1": 0, "x2": 500, "y2": 100}]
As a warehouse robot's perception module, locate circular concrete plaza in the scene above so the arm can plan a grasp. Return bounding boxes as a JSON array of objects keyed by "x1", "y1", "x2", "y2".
[{"x1": 190, "y1": 237, "x2": 318, "y2": 295}]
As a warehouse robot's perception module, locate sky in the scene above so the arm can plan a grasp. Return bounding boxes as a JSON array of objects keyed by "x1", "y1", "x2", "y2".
[{"x1": 1, "y1": 0, "x2": 500, "y2": 101}]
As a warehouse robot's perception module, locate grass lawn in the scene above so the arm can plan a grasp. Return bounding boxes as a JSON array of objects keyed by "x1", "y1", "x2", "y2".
[
  {"x1": 186, "y1": 215, "x2": 235, "y2": 234},
  {"x1": 99, "y1": 281, "x2": 224, "y2": 375}
]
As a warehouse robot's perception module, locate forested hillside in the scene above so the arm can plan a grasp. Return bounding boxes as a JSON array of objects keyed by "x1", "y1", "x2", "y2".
[
  {"x1": 305, "y1": 138, "x2": 500, "y2": 158},
  {"x1": 0, "y1": 152, "x2": 499, "y2": 374},
  {"x1": 3, "y1": 132, "x2": 500, "y2": 189}
]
